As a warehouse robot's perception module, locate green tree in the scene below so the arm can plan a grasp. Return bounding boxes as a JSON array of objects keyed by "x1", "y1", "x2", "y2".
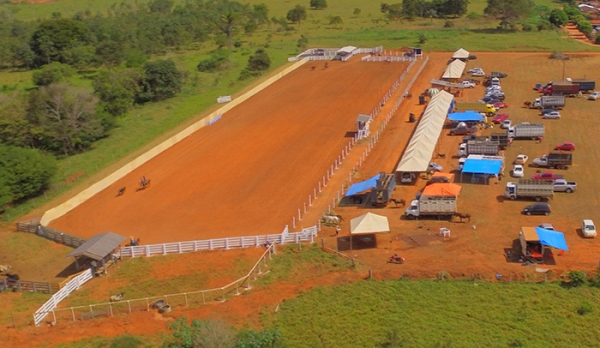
[
  {"x1": 30, "y1": 18, "x2": 90, "y2": 66},
  {"x1": 63, "y1": 45, "x2": 97, "y2": 71},
  {"x1": 148, "y1": 0, "x2": 174, "y2": 14},
  {"x1": 548, "y1": 9, "x2": 569, "y2": 27},
  {"x1": 0, "y1": 93, "x2": 33, "y2": 148},
  {"x1": 0, "y1": 144, "x2": 57, "y2": 210},
  {"x1": 401, "y1": 0, "x2": 419, "y2": 19},
  {"x1": 596, "y1": 35, "x2": 600, "y2": 44},
  {"x1": 236, "y1": 328, "x2": 284, "y2": 348},
  {"x1": 353, "y1": 8, "x2": 362, "y2": 16},
  {"x1": 439, "y1": 0, "x2": 469, "y2": 18},
  {"x1": 196, "y1": 50, "x2": 230, "y2": 72},
  {"x1": 568, "y1": 270, "x2": 587, "y2": 287},
  {"x1": 31, "y1": 62, "x2": 76, "y2": 86},
  {"x1": 287, "y1": 5, "x2": 307, "y2": 26},
  {"x1": 12, "y1": 44, "x2": 35, "y2": 69},
  {"x1": 247, "y1": 49, "x2": 270, "y2": 71},
  {"x1": 484, "y1": 0, "x2": 531, "y2": 29},
  {"x1": 310, "y1": 0, "x2": 328, "y2": 10},
  {"x1": 206, "y1": 0, "x2": 252, "y2": 49},
  {"x1": 95, "y1": 41, "x2": 125, "y2": 68},
  {"x1": 125, "y1": 49, "x2": 148, "y2": 68},
  {"x1": 137, "y1": 59, "x2": 182, "y2": 102},
  {"x1": 297, "y1": 35, "x2": 309, "y2": 51},
  {"x1": 329, "y1": 15, "x2": 343, "y2": 27},
  {"x1": 577, "y1": 20, "x2": 593, "y2": 36},
  {"x1": 93, "y1": 69, "x2": 142, "y2": 116}
]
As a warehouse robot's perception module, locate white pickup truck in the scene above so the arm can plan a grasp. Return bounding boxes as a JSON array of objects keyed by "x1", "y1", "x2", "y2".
[
  {"x1": 461, "y1": 80, "x2": 476, "y2": 88},
  {"x1": 553, "y1": 179, "x2": 576, "y2": 193}
]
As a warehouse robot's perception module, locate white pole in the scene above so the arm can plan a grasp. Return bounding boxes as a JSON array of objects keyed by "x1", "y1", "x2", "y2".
[
  {"x1": 298, "y1": 209, "x2": 301, "y2": 221},
  {"x1": 337, "y1": 191, "x2": 340, "y2": 201},
  {"x1": 348, "y1": 173, "x2": 352, "y2": 182},
  {"x1": 341, "y1": 184, "x2": 345, "y2": 194},
  {"x1": 331, "y1": 165, "x2": 334, "y2": 174},
  {"x1": 328, "y1": 205, "x2": 331, "y2": 214},
  {"x1": 335, "y1": 159, "x2": 338, "y2": 169},
  {"x1": 292, "y1": 217, "x2": 296, "y2": 229},
  {"x1": 304, "y1": 202, "x2": 307, "y2": 214},
  {"x1": 314, "y1": 188, "x2": 317, "y2": 199},
  {"x1": 327, "y1": 171, "x2": 330, "y2": 181},
  {"x1": 333, "y1": 197, "x2": 336, "y2": 208},
  {"x1": 309, "y1": 195, "x2": 312, "y2": 206}
]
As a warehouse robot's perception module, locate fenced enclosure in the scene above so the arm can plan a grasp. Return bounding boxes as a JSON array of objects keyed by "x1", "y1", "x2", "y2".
[
  {"x1": 119, "y1": 225, "x2": 318, "y2": 258},
  {"x1": 16, "y1": 220, "x2": 87, "y2": 249},
  {"x1": 34, "y1": 243, "x2": 277, "y2": 325},
  {"x1": 1, "y1": 279, "x2": 60, "y2": 294}
]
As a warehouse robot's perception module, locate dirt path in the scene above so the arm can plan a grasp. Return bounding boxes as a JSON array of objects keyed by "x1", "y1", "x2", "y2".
[{"x1": 563, "y1": 25, "x2": 597, "y2": 47}]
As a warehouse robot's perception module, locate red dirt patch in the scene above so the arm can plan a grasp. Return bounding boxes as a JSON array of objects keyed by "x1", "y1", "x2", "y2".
[{"x1": 64, "y1": 172, "x2": 85, "y2": 184}]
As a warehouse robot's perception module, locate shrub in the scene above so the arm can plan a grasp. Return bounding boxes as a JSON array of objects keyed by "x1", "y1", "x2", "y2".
[
  {"x1": 436, "y1": 271, "x2": 451, "y2": 281},
  {"x1": 577, "y1": 301, "x2": 593, "y2": 315},
  {"x1": 196, "y1": 50, "x2": 230, "y2": 72},
  {"x1": 109, "y1": 334, "x2": 143, "y2": 348},
  {"x1": 466, "y1": 12, "x2": 482, "y2": 20},
  {"x1": 568, "y1": 270, "x2": 587, "y2": 287},
  {"x1": 444, "y1": 20, "x2": 454, "y2": 28},
  {"x1": 247, "y1": 49, "x2": 271, "y2": 71},
  {"x1": 596, "y1": 35, "x2": 600, "y2": 44},
  {"x1": 522, "y1": 23, "x2": 534, "y2": 32},
  {"x1": 31, "y1": 62, "x2": 75, "y2": 86},
  {"x1": 549, "y1": 51, "x2": 567, "y2": 60}
]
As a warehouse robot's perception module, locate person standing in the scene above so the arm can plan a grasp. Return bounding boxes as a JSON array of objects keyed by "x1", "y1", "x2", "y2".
[{"x1": 335, "y1": 226, "x2": 340, "y2": 236}]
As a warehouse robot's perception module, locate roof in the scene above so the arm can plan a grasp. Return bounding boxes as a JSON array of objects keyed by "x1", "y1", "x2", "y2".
[
  {"x1": 337, "y1": 46, "x2": 357, "y2": 54},
  {"x1": 356, "y1": 114, "x2": 371, "y2": 122},
  {"x1": 452, "y1": 48, "x2": 470, "y2": 59},
  {"x1": 535, "y1": 227, "x2": 569, "y2": 251},
  {"x1": 442, "y1": 59, "x2": 466, "y2": 79},
  {"x1": 448, "y1": 112, "x2": 484, "y2": 122},
  {"x1": 350, "y1": 213, "x2": 390, "y2": 234},
  {"x1": 422, "y1": 183, "x2": 462, "y2": 196},
  {"x1": 521, "y1": 227, "x2": 539, "y2": 242},
  {"x1": 462, "y1": 158, "x2": 503, "y2": 174},
  {"x1": 345, "y1": 173, "x2": 381, "y2": 196},
  {"x1": 67, "y1": 232, "x2": 126, "y2": 261},
  {"x1": 430, "y1": 79, "x2": 468, "y2": 88},
  {"x1": 396, "y1": 91, "x2": 454, "y2": 173}
]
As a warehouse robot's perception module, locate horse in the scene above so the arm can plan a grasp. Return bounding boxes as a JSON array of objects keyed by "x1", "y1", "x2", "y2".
[
  {"x1": 322, "y1": 214, "x2": 341, "y2": 226},
  {"x1": 116, "y1": 187, "x2": 126, "y2": 196},
  {"x1": 454, "y1": 212, "x2": 471, "y2": 223},
  {"x1": 389, "y1": 198, "x2": 406, "y2": 208},
  {"x1": 138, "y1": 177, "x2": 151, "y2": 190},
  {"x1": 110, "y1": 292, "x2": 124, "y2": 302}
]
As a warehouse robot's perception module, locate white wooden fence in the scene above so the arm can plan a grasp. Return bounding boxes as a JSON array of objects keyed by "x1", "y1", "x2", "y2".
[
  {"x1": 33, "y1": 268, "x2": 93, "y2": 326},
  {"x1": 119, "y1": 226, "x2": 318, "y2": 258},
  {"x1": 361, "y1": 55, "x2": 415, "y2": 62}
]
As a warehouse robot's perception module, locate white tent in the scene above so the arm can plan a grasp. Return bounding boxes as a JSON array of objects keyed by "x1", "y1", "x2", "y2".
[
  {"x1": 452, "y1": 48, "x2": 469, "y2": 59},
  {"x1": 442, "y1": 59, "x2": 466, "y2": 79},
  {"x1": 396, "y1": 91, "x2": 454, "y2": 173},
  {"x1": 350, "y1": 213, "x2": 390, "y2": 234}
]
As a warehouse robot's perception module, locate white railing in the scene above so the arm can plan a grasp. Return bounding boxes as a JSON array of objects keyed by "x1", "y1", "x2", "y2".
[
  {"x1": 361, "y1": 55, "x2": 415, "y2": 62},
  {"x1": 33, "y1": 268, "x2": 93, "y2": 326},
  {"x1": 354, "y1": 46, "x2": 383, "y2": 54},
  {"x1": 119, "y1": 226, "x2": 318, "y2": 258}
]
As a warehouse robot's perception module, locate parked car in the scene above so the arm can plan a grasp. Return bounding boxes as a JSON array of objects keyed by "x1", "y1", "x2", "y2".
[
  {"x1": 468, "y1": 67, "x2": 484, "y2": 73},
  {"x1": 554, "y1": 142, "x2": 576, "y2": 151},
  {"x1": 468, "y1": 55, "x2": 477, "y2": 60},
  {"x1": 501, "y1": 119, "x2": 511, "y2": 129},
  {"x1": 481, "y1": 96, "x2": 501, "y2": 104},
  {"x1": 461, "y1": 80, "x2": 476, "y2": 88},
  {"x1": 542, "y1": 111, "x2": 561, "y2": 119},
  {"x1": 492, "y1": 113, "x2": 509, "y2": 124},
  {"x1": 512, "y1": 164, "x2": 524, "y2": 178},
  {"x1": 457, "y1": 157, "x2": 466, "y2": 171},
  {"x1": 514, "y1": 154, "x2": 529, "y2": 165},
  {"x1": 582, "y1": 219, "x2": 597, "y2": 238},
  {"x1": 589, "y1": 91, "x2": 600, "y2": 100},
  {"x1": 534, "y1": 83, "x2": 543, "y2": 91},
  {"x1": 522, "y1": 203, "x2": 551, "y2": 216},
  {"x1": 541, "y1": 109, "x2": 555, "y2": 116},
  {"x1": 471, "y1": 70, "x2": 485, "y2": 77},
  {"x1": 428, "y1": 162, "x2": 443, "y2": 172},
  {"x1": 532, "y1": 172, "x2": 564, "y2": 180},
  {"x1": 538, "y1": 223, "x2": 554, "y2": 231},
  {"x1": 492, "y1": 102, "x2": 509, "y2": 109}
]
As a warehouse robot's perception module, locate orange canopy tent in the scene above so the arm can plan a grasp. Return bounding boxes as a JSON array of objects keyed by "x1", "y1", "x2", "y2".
[{"x1": 422, "y1": 183, "x2": 462, "y2": 196}]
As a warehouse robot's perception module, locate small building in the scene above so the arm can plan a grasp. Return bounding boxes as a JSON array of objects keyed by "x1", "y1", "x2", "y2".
[
  {"x1": 460, "y1": 156, "x2": 504, "y2": 184},
  {"x1": 356, "y1": 114, "x2": 371, "y2": 139},
  {"x1": 335, "y1": 46, "x2": 357, "y2": 61},
  {"x1": 452, "y1": 48, "x2": 470, "y2": 60},
  {"x1": 67, "y1": 232, "x2": 126, "y2": 274}
]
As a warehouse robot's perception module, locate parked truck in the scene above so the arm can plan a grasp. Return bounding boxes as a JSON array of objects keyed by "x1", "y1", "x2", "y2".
[
  {"x1": 529, "y1": 96, "x2": 565, "y2": 110},
  {"x1": 543, "y1": 81, "x2": 579, "y2": 97},
  {"x1": 573, "y1": 79, "x2": 596, "y2": 93},
  {"x1": 457, "y1": 140, "x2": 500, "y2": 157},
  {"x1": 532, "y1": 153, "x2": 572, "y2": 170},
  {"x1": 553, "y1": 179, "x2": 577, "y2": 193},
  {"x1": 505, "y1": 179, "x2": 554, "y2": 201},
  {"x1": 371, "y1": 173, "x2": 396, "y2": 206},
  {"x1": 507, "y1": 123, "x2": 545, "y2": 140},
  {"x1": 405, "y1": 195, "x2": 457, "y2": 219},
  {"x1": 454, "y1": 102, "x2": 496, "y2": 115},
  {"x1": 490, "y1": 132, "x2": 512, "y2": 149}
]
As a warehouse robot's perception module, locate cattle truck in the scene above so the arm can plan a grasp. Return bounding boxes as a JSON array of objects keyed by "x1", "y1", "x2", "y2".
[
  {"x1": 507, "y1": 123, "x2": 545, "y2": 140},
  {"x1": 405, "y1": 195, "x2": 457, "y2": 219},
  {"x1": 573, "y1": 80, "x2": 596, "y2": 93},
  {"x1": 504, "y1": 180, "x2": 554, "y2": 201},
  {"x1": 371, "y1": 172, "x2": 396, "y2": 206},
  {"x1": 457, "y1": 140, "x2": 500, "y2": 157},
  {"x1": 454, "y1": 102, "x2": 496, "y2": 115},
  {"x1": 490, "y1": 132, "x2": 512, "y2": 149},
  {"x1": 545, "y1": 82, "x2": 579, "y2": 97},
  {"x1": 530, "y1": 96, "x2": 566, "y2": 110},
  {"x1": 532, "y1": 153, "x2": 573, "y2": 170}
]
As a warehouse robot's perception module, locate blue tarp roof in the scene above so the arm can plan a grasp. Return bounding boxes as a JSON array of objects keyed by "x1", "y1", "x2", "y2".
[
  {"x1": 345, "y1": 174, "x2": 381, "y2": 196},
  {"x1": 448, "y1": 112, "x2": 484, "y2": 122},
  {"x1": 535, "y1": 227, "x2": 569, "y2": 251},
  {"x1": 462, "y1": 159, "x2": 503, "y2": 174}
]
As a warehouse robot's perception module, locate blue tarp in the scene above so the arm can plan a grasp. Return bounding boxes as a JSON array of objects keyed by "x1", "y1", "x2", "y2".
[
  {"x1": 448, "y1": 112, "x2": 484, "y2": 122},
  {"x1": 462, "y1": 159, "x2": 503, "y2": 174},
  {"x1": 535, "y1": 228, "x2": 569, "y2": 251},
  {"x1": 345, "y1": 174, "x2": 381, "y2": 196}
]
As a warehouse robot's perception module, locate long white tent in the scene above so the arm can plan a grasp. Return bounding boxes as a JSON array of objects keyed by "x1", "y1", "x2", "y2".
[
  {"x1": 452, "y1": 48, "x2": 469, "y2": 59},
  {"x1": 442, "y1": 59, "x2": 466, "y2": 79},
  {"x1": 396, "y1": 91, "x2": 454, "y2": 173}
]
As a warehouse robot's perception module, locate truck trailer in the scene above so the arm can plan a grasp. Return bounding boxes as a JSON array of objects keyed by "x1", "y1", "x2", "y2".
[
  {"x1": 405, "y1": 195, "x2": 457, "y2": 219},
  {"x1": 573, "y1": 80, "x2": 596, "y2": 93},
  {"x1": 530, "y1": 96, "x2": 566, "y2": 109},
  {"x1": 505, "y1": 179, "x2": 554, "y2": 201},
  {"x1": 371, "y1": 173, "x2": 396, "y2": 206},
  {"x1": 490, "y1": 132, "x2": 512, "y2": 149},
  {"x1": 457, "y1": 140, "x2": 500, "y2": 157},
  {"x1": 532, "y1": 153, "x2": 572, "y2": 170},
  {"x1": 507, "y1": 123, "x2": 545, "y2": 140},
  {"x1": 543, "y1": 82, "x2": 579, "y2": 97}
]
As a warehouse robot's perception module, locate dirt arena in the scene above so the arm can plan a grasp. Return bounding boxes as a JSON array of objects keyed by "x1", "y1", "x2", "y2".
[{"x1": 50, "y1": 58, "x2": 410, "y2": 243}]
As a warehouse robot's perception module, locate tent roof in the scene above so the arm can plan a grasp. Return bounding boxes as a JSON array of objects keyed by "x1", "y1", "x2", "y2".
[
  {"x1": 350, "y1": 213, "x2": 390, "y2": 234},
  {"x1": 67, "y1": 232, "x2": 126, "y2": 261},
  {"x1": 430, "y1": 79, "x2": 467, "y2": 88},
  {"x1": 338, "y1": 46, "x2": 357, "y2": 54},
  {"x1": 521, "y1": 227, "x2": 539, "y2": 241},
  {"x1": 452, "y1": 48, "x2": 470, "y2": 59},
  {"x1": 396, "y1": 91, "x2": 454, "y2": 173},
  {"x1": 442, "y1": 59, "x2": 466, "y2": 79},
  {"x1": 448, "y1": 112, "x2": 484, "y2": 122},
  {"x1": 535, "y1": 227, "x2": 569, "y2": 251},
  {"x1": 462, "y1": 158, "x2": 503, "y2": 174},
  {"x1": 345, "y1": 174, "x2": 381, "y2": 196},
  {"x1": 422, "y1": 183, "x2": 462, "y2": 197},
  {"x1": 357, "y1": 114, "x2": 371, "y2": 122}
]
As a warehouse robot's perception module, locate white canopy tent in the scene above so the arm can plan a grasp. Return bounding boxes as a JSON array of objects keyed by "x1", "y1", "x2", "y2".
[
  {"x1": 396, "y1": 91, "x2": 454, "y2": 173},
  {"x1": 350, "y1": 213, "x2": 390, "y2": 234},
  {"x1": 452, "y1": 48, "x2": 469, "y2": 59},
  {"x1": 442, "y1": 59, "x2": 466, "y2": 79}
]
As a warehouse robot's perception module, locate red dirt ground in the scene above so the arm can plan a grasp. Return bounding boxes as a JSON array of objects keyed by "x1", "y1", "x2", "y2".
[{"x1": 50, "y1": 59, "x2": 409, "y2": 243}]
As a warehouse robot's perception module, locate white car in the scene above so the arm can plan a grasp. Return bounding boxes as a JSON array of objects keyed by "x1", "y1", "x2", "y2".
[
  {"x1": 462, "y1": 81, "x2": 476, "y2": 88},
  {"x1": 468, "y1": 67, "x2": 484, "y2": 73},
  {"x1": 542, "y1": 111, "x2": 561, "y2": 119},
  {"x1": 428, "y1": 162, "x2": 443, "y2": 172},
  {"x1": 501, "y1": 119, "x2": 511, "y2": 129},
  {"x1": 589, "y1": 91, "x2": 600, "y2": 100},
  {"x1": 512, "y1": 164, "x2": 524, "y2": 178},
  {"x1": 538, "y1": 223, "x2": 554, "y2": 231},
  {"x1": 457, "y1": 157, "x2": 466, "y2": 171},
  {"x1": 471, "y1": 70, "x2": 485, "y2": 77},
  {"x1": 582, "y1": 220, "x2": 597, "y2": 238},
  {"x1": 514, "y1": 154, "x2": 528, "y2": 165}
]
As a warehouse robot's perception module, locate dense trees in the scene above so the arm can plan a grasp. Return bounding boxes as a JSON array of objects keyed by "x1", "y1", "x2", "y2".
[
  {"x1": 484, "y1": 0, "x2": 531, "y2": 29},
  {"x1": 137, "y1": 59, "x2": 183, "y2": 102},
  {"x1": 287, "y1": 5, "x2": 307, "y2": 26},
  {"x1": 30, "y1": 19, "x2": 91, "y2": 66},
  {"x1": 549, "y1": 9, "x2": 569, "y2": 27},
  {"x1": 310, "y1": 0, "x2": 328, "y2": 10},
  {"x1": 381, "y1": 0, "x2": 468, "y2": 20}
]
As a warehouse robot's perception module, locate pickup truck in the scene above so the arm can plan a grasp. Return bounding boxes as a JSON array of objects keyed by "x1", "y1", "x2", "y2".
[
  {"x1": 553, "y1": 179, "x2": 576, "y2": 193},
  {"x1": 461, "y1": 80, "x2": 476, "y2": 88},
  {"x1": 532, "y1": 172, "x2": 564, "y2": 181}
]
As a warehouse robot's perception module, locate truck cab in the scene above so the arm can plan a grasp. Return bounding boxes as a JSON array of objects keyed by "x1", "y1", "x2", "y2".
[
  {"x1": 505, "y1": 182, "x2": 518, "y2": 200},
  {"x1": 405, "y1": 200, "x2": 421, "y2": 218}
]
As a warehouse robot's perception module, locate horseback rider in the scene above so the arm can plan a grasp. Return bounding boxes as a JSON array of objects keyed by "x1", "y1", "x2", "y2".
[{"x1": 141, "y1": 176, "x2": 148, "y2": 187}]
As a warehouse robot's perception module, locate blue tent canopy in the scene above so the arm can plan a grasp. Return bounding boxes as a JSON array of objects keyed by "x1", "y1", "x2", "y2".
[
  {"x1": 345, "y1": 174, "x2": 381, "y2": 196},
  {"x1": 535, "y1": 227, "x2": 569, "y2": 251},
  {"x1": 448, "y1": 112, "x2": 484, "y2": 122},
  {"x1": 462, "y1": 159, "x2": 503, "y2": 174}
]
